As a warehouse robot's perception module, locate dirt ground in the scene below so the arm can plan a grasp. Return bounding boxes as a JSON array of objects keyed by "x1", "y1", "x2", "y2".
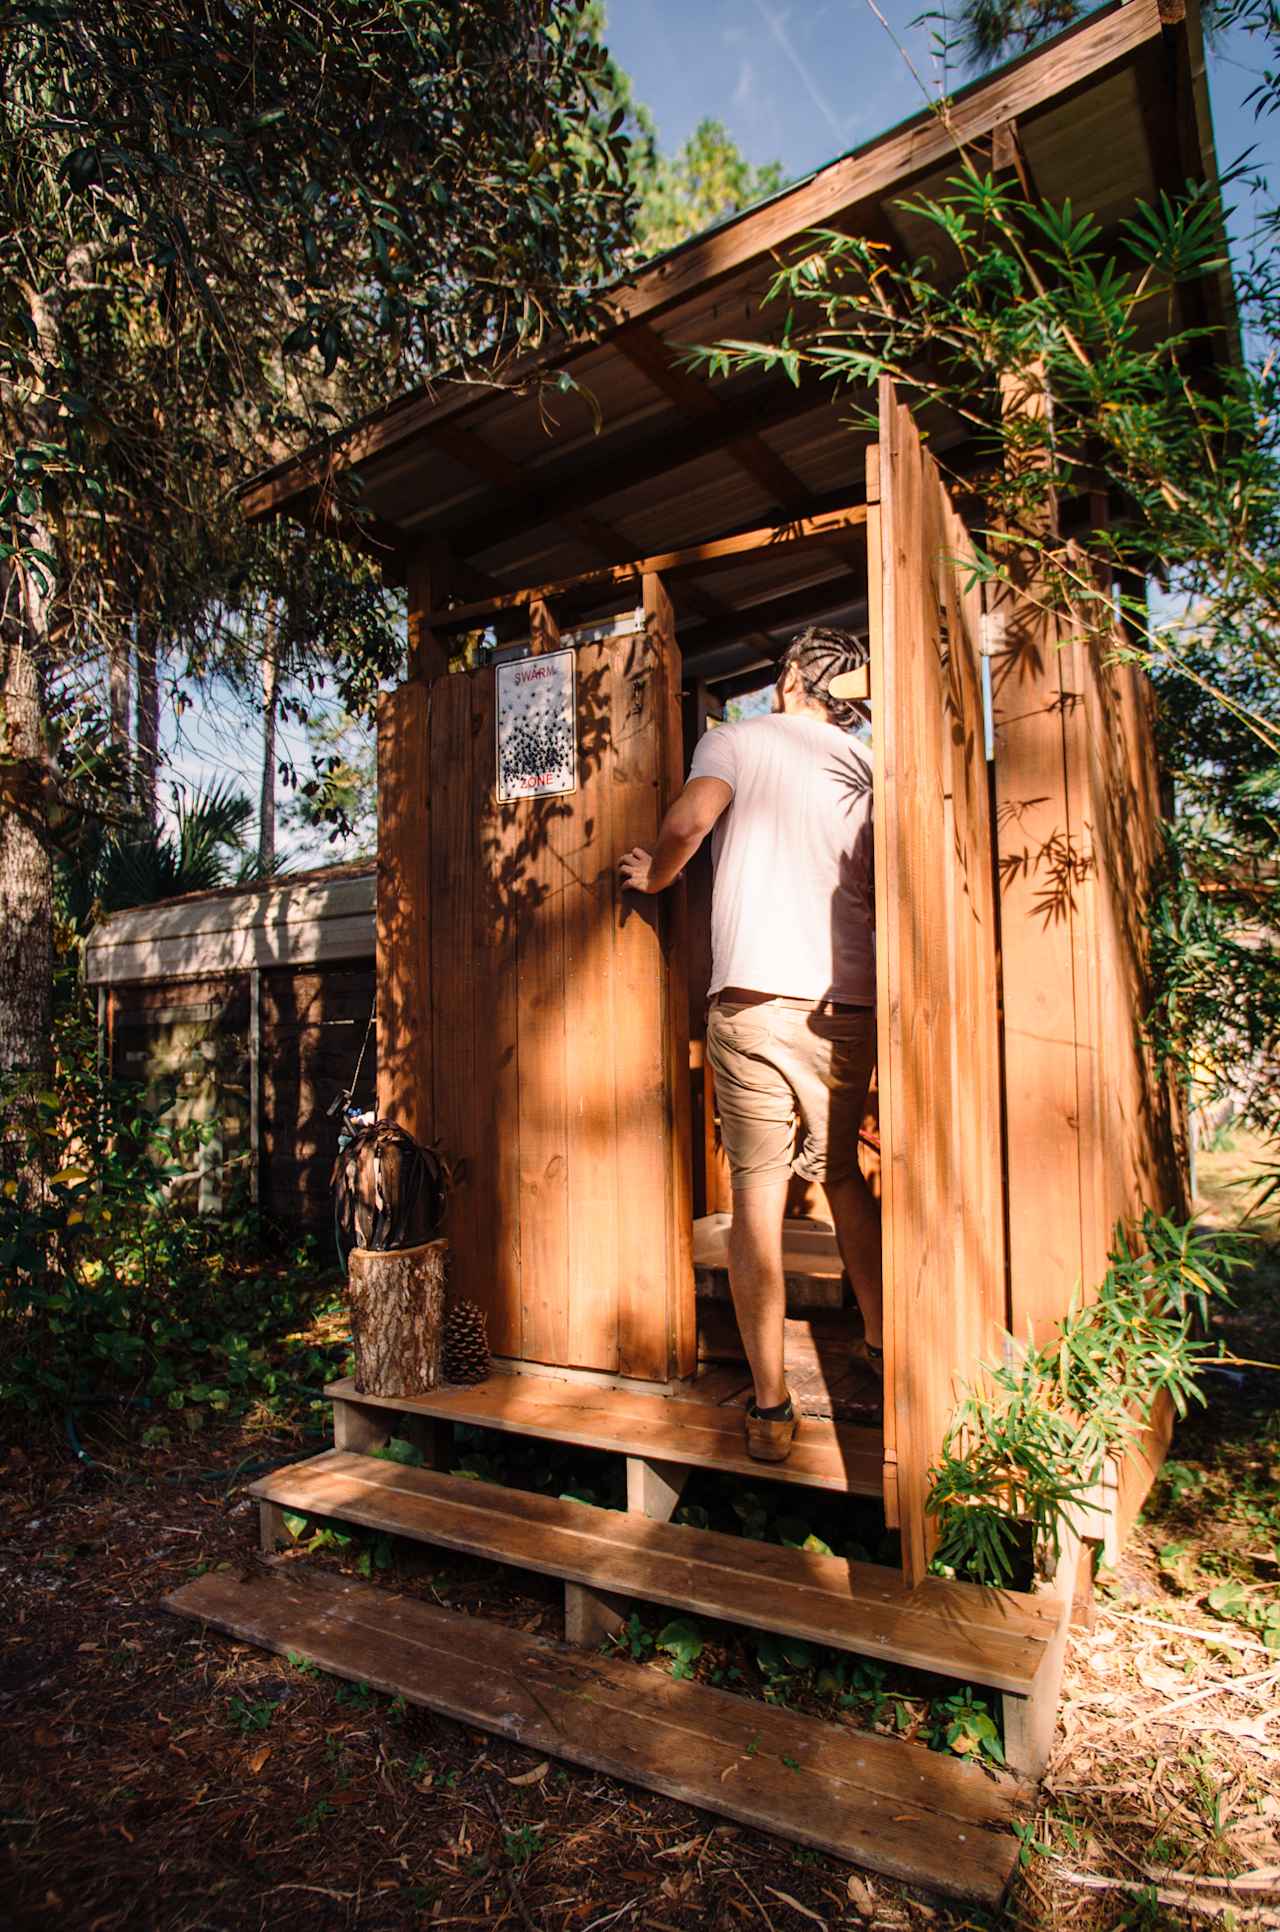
[{"x1": 2, "y1": 1150, "x2": 1277, "y2": 1932}]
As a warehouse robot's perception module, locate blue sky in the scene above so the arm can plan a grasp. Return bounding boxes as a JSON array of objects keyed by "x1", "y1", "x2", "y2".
[{"x1": 604, "y1": 0, "x2": 1278, "y2": 253}]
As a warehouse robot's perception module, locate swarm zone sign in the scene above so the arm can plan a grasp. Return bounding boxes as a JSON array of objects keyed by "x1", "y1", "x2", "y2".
[{"x1": 495, "y1": 647, "x2": 578, "y2": 803}]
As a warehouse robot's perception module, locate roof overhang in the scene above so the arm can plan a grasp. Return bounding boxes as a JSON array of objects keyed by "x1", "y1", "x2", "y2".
[{"x1": 239, "y1": 0, "x2": 1237, "y2": 688}]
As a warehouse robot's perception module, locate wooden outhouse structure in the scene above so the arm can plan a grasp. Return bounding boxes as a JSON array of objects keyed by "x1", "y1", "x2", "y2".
[{"x1": 170, "y1": 1, "x2": 1227, "y2": 1899}]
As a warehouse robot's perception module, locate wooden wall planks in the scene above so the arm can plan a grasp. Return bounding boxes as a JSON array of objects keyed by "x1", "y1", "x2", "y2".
[
  {"x1": 871, "y1": 381, "x2": 1006, "y2": 1584},
  {"x1": 563, "y1": 635, "x2": 622, "y2": 1372},
  {"x1": 610, "y1": 606, "x2": 687, "y2": 1381},
  {"x1": 992, "y1": 544, "x2": 1185, "y2": 1345},
  {"x1": 385, "y1": 601, "x2": 694, "y2": 1381},
  {"x1": 649, "y1": 573, "x2": 697, "y2": 1382},
  {"x1": 471, "y1": 669, "x2": 522, "y2": 1357}
]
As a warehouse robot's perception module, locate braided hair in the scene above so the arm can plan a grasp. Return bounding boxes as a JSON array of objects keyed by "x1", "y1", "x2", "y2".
[{"x1": 777, "y1": 625, "x2": 870, "y2": 731}]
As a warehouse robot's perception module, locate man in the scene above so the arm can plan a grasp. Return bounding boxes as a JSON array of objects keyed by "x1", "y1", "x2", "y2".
[{"x1": 619, "y1": 627, "x2": 880, "y2": 1464}]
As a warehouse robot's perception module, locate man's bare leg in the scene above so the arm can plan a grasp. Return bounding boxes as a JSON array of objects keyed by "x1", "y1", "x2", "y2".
[
  {"x1": 726, "y1": 1178, "x2": 790, "y2": 1410},
  {"x1": 822, "y1": 1170, "x2": 883, "y2": 1350}
]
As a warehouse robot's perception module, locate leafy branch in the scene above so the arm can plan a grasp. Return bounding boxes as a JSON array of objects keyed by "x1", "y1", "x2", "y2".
[{"x1": 927, "y1": 1214, "x2": 1249, "y2": 1586}]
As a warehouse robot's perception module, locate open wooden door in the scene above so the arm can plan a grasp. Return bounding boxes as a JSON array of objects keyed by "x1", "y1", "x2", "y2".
[
  {"x1": 868, "y1": 378, "x2": 1007, "y2": 1584},
  {"x1": 377, "y1": 577, "x2": 694, "y2": 1386}
]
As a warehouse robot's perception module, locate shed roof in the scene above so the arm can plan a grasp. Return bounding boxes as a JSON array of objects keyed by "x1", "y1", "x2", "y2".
[
  {"x1": 86, "y1": 864, "x2": 375, "y2": 987},
  {"x1": 241, "y1": 0, "x2": 1231, "y2": 689}
]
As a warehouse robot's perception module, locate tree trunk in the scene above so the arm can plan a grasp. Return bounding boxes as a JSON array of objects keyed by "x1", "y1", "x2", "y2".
[
  {"x1": 258, "y1": 599, "x2": 280, "y2": 873},
  {"x1": 108, "y1": 623, "x2": 131, "y2": 748},
  {"x1": 0, "y1": 564, "x2": 54, "y2": 1078},
  {"x1": 346, "y1": 1238, "x2": 447, "y2": 1397},
  {"x1": 135, "y1": 613, "x2": 160, "y2": 827}
]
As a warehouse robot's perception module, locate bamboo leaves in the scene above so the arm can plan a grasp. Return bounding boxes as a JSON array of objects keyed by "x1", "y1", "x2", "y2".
[{"x1": 927, "y1": 1214, "x2": 1250, "y2": 1587}]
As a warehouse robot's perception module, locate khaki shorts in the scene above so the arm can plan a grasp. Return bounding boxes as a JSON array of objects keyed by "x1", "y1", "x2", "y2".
[{"x1": 705, "y1": 999, "x2": 876, "y2": 1192}]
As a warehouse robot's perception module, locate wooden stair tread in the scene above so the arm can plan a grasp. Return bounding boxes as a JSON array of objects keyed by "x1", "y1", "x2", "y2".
[
  {"x1": 166, "y1": 1562, "x2": 1023, "y2": 1904},
  {"x1": 693, "y1": 1213, "x2": 844, "y2": 1279},
  {"x1": 253, "y1": 1450, "x2": 1057, "y2": 1694},
  {"x1": 326, "y1": 1375, "x2": 882, "y2": 1496}
]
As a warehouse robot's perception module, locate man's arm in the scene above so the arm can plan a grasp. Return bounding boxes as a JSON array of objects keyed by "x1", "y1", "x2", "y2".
[{"x1": 618, "y1": 776, "x2": 732, "y2": 894}]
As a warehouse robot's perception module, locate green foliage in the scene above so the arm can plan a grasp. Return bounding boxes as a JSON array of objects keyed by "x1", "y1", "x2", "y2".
[
  {"x1": 611, "y1": 1611, "x2": 656, "y2": 1663},
  {"x1": 502, "y1": 1824, "x2": 543, "y2": 1867},
  {"x1": 754, "y1": 1633, "x2": 816, "y2": 1700},
  {"x1": 655, "y1": 1617, "x2": 704, "y2": 1678},
  {"x1": 633, "y1": 119, "x2": 787, "y2": 255},
  {"x1": 281, "y1": 711, "x2": 377, "y2": 859},
  {"x1": 925, "y1": 1687, "x2": 1006, "y2": 1766},
  {"x1": 227, "y1": 1696, "x2": 278, "y2": 1735},
  {"x1": 583, "y1": 8, "x2": 785, "y2": 259},
  {"x1": 0, "y1": 969, "x2": 343, "y2": 1416},
  {"x1": 60, "y1": 779, "x2": 256, "y2": 932},
  {"x1": 941, "y1": 0, "x2": 1083, "y2": 68},
  {"x1": 1206, "y1": 1576, "x2": 1280, "y2": 1650},
  {"x1": 927, "y1": 1215, "x2": 1248, "y2": 1584},
  {"x1": 1, "y1": 0, "x2": 638, "y2": 577}
]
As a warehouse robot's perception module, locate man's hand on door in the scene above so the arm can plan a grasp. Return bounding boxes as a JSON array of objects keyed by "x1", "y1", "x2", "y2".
[{"x1": 619, "y1": 846, "x2": 654, "y2": 893}]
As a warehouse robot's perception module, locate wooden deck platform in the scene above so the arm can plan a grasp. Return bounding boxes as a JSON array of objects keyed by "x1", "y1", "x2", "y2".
[
  {"x1": 253, "y1": 1449, "x2": 1058, "y2": 1696},
  {"x1": 325, "y1": 1372, "x2": 884, "y2": 1495},
  {"x1": 166, "y1": 1562, "x2": 1026, "y2": 1906},
  {"x1": 696, "y1": 1303, "x2": 885, "y2": 1425}
]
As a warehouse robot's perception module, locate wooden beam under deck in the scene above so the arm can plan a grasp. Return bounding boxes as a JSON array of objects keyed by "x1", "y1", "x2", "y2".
[
  {"x1": 613, "y1": 322, "x2": 820, "y2": 514},
  {"x1": 426, "y1": 379, "x2": 829, "y2": 555}
]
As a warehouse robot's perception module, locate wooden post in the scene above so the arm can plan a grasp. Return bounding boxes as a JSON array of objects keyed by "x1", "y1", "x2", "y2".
[
  {"x1": 332, "y1": 1394, "x2": 396, "y2": 1454},
  {"x1": 1001, "y1": 1520, "x2": 1080, "y2": 1779},
  {"x1": 645, "y1": 569, "x2": 696, "y2": 1382},
  {"x1": 626, "y1": 1455, "x2": 687, "y2": 1522},
  {"x1": 564, "y1": 1581, "x2": 629, "y2": 1648},
  {"x1": 407, "y1": 545, "x2": 451, "y2": 683},
  {"x1": 529, "y1": 595, "x2": 560, "y2": 656},
  {"x1": 347, "y1": 1238, "x2": 447, "y2": 1396},
  {"x1": 259, "y1": 1498, "x2": 288, "y2": 1554}
]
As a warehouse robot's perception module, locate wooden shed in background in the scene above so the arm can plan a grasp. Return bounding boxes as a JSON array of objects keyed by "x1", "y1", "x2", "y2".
[
  {"x1": 86, "y1": 864, "x2": 376, "y2": 1225},
  {"x1": 169, "y1": 2, "x2": 1225, "y2": 1901}
]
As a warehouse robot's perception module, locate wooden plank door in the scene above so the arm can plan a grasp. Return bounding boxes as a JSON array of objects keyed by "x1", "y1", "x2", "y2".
[
  {"x1": 868, "y1": 378, "x2": 1007, "y2": 1584},
  {"x1": 380, "y1": 590, "x2": 695, "y2": 1385}
]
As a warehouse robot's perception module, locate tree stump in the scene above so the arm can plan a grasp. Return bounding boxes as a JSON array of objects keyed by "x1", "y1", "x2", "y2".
[{"x1": 346, "y1": 1239, "x2": 447, "y2": 1397}]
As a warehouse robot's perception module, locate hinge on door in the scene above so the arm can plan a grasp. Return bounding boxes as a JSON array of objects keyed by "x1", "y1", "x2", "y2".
[{"x1": 979, "y1": 609, "x2": 1002, "y2": 763}]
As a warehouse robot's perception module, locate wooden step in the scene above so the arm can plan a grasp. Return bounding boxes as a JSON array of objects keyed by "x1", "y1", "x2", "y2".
[
  {"x1": 253, "y1": 1450, "x2": 1057, "y2": 1698},
  {"x1": 694, "y1": 1213, "x2": 845, "y2": 1309},
  {"x1": 165, "y1": 1562, "x2": 1024, "y2": 1905},
  {"x1": 693, "y1": 1213, "x2": 843, "y2": 1274},
  {"x1": 325, "y1": 1374, "x2": 882, "y2": 1496}
]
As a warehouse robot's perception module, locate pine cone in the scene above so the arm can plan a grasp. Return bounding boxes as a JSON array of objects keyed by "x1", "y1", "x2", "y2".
[{"x1": 443, "y1": 1299, "x2": 491, "y2": 1385}]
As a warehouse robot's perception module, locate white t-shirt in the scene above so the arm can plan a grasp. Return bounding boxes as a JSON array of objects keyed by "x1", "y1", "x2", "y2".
[{"x1": 689, "y1": 712, "x2": 875, "y2": 1005}]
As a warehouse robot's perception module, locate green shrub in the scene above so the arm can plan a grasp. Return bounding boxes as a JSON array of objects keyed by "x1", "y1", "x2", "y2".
[
  {"x1": 0, "y1": 975, "x2": 341, "y2": 1418},
  {"x1": 928, "y1": 1213, "x2": 1248, "y2": 1585}
]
